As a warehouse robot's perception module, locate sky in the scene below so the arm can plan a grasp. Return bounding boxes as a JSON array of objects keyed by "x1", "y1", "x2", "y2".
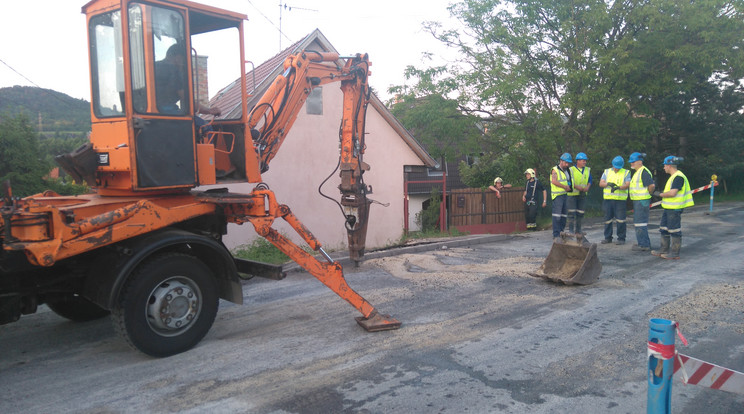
[{"x1": 0, "y1": 0, "x2": 459, "y2": 103}]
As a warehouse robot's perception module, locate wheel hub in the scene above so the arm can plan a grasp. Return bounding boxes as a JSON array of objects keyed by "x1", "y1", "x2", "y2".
[{"x1": 147, "y1": 279, "x2": 201, "y2": 334}]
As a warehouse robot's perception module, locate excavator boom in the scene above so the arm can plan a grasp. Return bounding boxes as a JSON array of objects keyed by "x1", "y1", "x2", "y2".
[{"x1": 245, "y1": 51, "x2": 374, "y2": 262}]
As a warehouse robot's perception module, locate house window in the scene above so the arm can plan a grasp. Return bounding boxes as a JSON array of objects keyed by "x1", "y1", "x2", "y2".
[{"x1": 306, "y1": 87, "x2": 322, "y2": 115}]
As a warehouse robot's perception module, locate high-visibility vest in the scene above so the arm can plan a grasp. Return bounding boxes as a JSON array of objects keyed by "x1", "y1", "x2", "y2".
[
  {"x1": 629, "y1": 166, "x2": 652, "y2": 200},
  {"x1": 550, "y1": 166, "x2": 570, "y2": 200},
  {"x1": 603, "y1": 168, "x2": 629, "y2": 200},
  {"x1": 567, "y1": 166, "x2": 590, "y2": 196},
  {"x1": 662, "y1": 170, "x2": 694, "y2": 209}
]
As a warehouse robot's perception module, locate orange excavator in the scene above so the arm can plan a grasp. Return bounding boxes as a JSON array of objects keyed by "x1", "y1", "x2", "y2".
[{"x1": 0, "y1": 0, "x2": 400, "y2": 357}]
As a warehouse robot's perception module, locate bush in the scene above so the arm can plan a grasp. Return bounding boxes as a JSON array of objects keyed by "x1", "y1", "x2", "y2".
[
  {"x1": 232, "y1": 238, "x2": 289, "y2": 265},
  {"x1": 415, "y1": 188, "x2": 442, "y2": 232}
]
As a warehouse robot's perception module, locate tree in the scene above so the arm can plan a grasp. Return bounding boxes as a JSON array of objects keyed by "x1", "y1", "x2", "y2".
[
  {"x1": 0, "y1": 114, "x2": 51, "y2": 197},
  {"x1": 389, "y1": 93, "x2": 482, "y2": 162},
  {"x1": 395, "y1": 0, "x2": 744, "y2": 189}
]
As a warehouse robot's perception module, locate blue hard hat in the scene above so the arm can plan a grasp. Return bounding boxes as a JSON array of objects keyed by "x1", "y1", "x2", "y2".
[
  {"x1": 575, "y1": 152, "x2": 588, "y2": 161},
  {"x1": 612, "y1": 156, "x2": 624, "y2": 169},
  {"x1": 663, "y1": 155, "x2": 683, "y2": 165},
  {"x1": 629, "y1": 152, "x2": 645, "y2": 163},
  {"x1": 560, "y1": 152, "x2": 573, "y2": 163}
]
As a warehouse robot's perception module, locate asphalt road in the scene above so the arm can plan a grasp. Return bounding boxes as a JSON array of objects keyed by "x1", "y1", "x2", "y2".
[{"x1": 1, "y1": 202, "x2": 743, "y2": 413}]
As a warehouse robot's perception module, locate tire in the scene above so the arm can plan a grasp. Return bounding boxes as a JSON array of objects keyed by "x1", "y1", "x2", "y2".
[
  {"x1": 112, "y1": 253, "x2": 218, "y2": 357},
  {"x1": 47, "y1": 294, "x2": 110, "y2": 322}
]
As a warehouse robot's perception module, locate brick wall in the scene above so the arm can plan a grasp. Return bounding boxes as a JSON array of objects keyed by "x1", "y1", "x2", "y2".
[{"x1": 192, "y1": 55, "x2": 209, "y2": 106}]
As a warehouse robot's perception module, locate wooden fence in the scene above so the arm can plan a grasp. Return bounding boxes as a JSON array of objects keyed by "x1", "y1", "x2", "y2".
[{"x1": 448, "y1": 187, "x2": 526, "y2": 234}]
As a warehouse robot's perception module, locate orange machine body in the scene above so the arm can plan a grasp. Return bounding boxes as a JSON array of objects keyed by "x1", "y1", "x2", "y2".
[{"x1": 0, "y1": 0, "x2": 399, "y2": 344}]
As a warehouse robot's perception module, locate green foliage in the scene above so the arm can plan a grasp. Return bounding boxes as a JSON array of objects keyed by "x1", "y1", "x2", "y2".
[
  {"x1": 0, "y1": 87, "x2": 92, "y2": 197},
  {"x1": 405, "y1": 227, "x2": 469, "y2": 240},
  {"x1": 0, "y1": 86, "x2": 90, "y2": 133},
  {"x1": 39, "y1": 133, "x2": 88, "y2": 163},
  {"x1": 232, "y1": 237, "x2": 290, "y2": 265},
  {"x1": 415, "y1": 188, "x2": 443, "y2": 232},
  {"x1": 392, "y1": 0, "x2": 744, "y2": 191},
  {"x1": 42, "y1": 178, "x2": 90, "y2": 196},
  {"x1": 0, "y1": 114, "x2": 51, "y2": 197},
  {"x1": 389, "y1": 93, "x2": 482, "y2": 162},
  {"x1": 0, "y1": 113, "x2": 91, "y2": 197}
]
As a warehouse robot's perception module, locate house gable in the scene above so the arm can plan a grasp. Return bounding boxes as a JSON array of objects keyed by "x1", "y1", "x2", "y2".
[{"x1": 209, "y1": 29, "x2": 437, "y2": 250}]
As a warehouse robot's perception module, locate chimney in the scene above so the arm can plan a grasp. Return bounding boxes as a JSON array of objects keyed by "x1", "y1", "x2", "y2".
[{"x1": 192, "y1": 55, "x2": 209, "y2": 106}]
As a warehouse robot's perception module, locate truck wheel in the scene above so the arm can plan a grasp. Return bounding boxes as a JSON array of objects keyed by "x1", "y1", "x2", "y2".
[
  {"x1": 47, "y1": 294, "x2": 110, "y2": 322},
  {"x1": 112, "y1": 253, "x2": 218, "y2": 357}
]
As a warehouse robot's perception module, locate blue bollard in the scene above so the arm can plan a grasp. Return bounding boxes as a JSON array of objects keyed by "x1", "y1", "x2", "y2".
[
  {"x1": 648, "y1": 318, "x2": 676, "y2": 414},
  {"x1": 709, "y1": 180, "x2": 715, "y2": 212}
]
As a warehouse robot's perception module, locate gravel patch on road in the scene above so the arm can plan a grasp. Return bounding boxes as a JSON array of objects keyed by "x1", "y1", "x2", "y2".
[{"x1": 649, "y1": 282, "x2": 744, "y2": 335}]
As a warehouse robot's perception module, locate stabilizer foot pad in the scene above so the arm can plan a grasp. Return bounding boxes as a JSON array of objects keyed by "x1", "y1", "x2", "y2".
[{"x1": 355, "y1": 312, "x2": 402, "y2": 332}]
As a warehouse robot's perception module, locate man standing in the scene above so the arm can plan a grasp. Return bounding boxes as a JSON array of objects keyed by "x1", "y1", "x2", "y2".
[
  {"x1": 522, "y1": 168, "x2": 546, "y2": 230},
  {"x1": 566, "y1": 152, "x2": 592, "y2": 235},
  {"x1": 652, "y1": 156, "x2": 693, "y2": 259},
  {"x1": 550, "y1": 153, "x2": 573, "y2": 242},
  {"x1": 628, "y1": 152, "x2": 655, "y2": 251},
  {"x1": 599, "y1": 156, "x2": 630, "y2": 245}
]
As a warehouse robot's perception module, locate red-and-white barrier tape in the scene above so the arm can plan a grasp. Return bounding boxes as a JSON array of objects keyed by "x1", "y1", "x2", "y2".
[
  {"x1": 647, "y1": 321, "x2": 688, "y2": 360},
  {"x1": 673, "y1": 353, "x2": 744, "y2": 395},
  {"x1": 650, "y1": 181, "x2": 719, "y2": 208}
]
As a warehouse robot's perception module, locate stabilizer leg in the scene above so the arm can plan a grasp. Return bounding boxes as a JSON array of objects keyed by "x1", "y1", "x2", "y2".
[{"x1": 251, "y1": 219, "x2": 400, "y2": 332}]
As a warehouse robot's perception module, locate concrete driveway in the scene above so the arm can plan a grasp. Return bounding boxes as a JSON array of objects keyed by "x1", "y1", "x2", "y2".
[{"x1": 1, "y1": 202, "x2": 743, "y2": 413}]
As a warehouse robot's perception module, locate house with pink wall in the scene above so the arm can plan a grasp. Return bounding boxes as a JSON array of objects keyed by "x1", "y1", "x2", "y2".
[{"x1": 208, "y1": 29, "x2": 438, "y2": 252}]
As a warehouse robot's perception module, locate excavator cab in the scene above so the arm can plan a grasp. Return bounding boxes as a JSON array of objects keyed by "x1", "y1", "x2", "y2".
[{"x1": 65, "y1": 0, "x2": 249, "y2": 195}]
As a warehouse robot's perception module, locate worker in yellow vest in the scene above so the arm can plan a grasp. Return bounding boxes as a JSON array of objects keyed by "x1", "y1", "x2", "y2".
[
  {"x1": 628, "y1": 152, "x2": 655, "y2": 251},
  {"x1": 550, "y1": 153, "x2": 573, "y2": 242},
  {"x1": 651, "y1": 156, "x2": 694, "y2": 259},
  {"x1": 599, "y1": 156, "x2": 631, "y2": 244},
  {"x1": 567, "y1": 152, "x2": 592, "y2": 235}
]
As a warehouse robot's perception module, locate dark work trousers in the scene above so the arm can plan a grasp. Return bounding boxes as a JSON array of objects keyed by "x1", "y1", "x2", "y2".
[
  {"x1": 551, "y1": 194, "x2": 568, "y2": 237},
  {"x1": 525, "y1": 201, "x2": 538, "y2": 229},
  {"x1": 659, "y1": 208, "x2": 683, "y2": 240},
  {"x1": 632, "y1": 199, "x2": 651, "y2": 248},
  {"x1": 566, "y1": 195, "x2": 586, "y2": 234},
  {"x1": 603, "y1": 199, "x2": 627, "y2": 241}
]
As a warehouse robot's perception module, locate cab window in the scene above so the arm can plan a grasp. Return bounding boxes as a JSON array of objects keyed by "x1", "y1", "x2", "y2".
[{"x1": 89, "y1": 10, "x2": 125, "y2": 118}]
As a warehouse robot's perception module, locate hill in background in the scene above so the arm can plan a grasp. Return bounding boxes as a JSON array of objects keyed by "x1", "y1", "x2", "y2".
[{"x1": 0, "y1": 86, "x2": 90, "y2": 134}]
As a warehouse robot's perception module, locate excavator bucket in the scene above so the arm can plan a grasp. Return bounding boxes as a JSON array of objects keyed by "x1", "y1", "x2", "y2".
[
  {"x1": 530, "y1": 233, "x2": 602, "y2": 285},
  {"x1": 355, "y1": 311, "x2": 402, "y2": 332}
]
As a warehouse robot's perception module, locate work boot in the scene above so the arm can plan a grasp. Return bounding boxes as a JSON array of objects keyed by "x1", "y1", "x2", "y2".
[
  {"x1": 661, "y1": 237, "x2": 681, "y2": 259},
  {"x1": 652, "y1": 236, "x2": 670, "y2": 257},
  {"x1": 614, "y1": 239, "x2": 625, "y2": 245},
  {"x1": 631, "y1": 244, "x2": 650, "y2": 252},
  {"x1": 601, "y1": 239, "x2": 612, "y2": 244}
]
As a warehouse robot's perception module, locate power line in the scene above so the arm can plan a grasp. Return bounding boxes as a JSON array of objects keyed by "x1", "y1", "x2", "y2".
[
  {"x1": 244, "y1": 0, "x2": 292, "y2": 47},
  {"x1": 0, "y1": 57, "x2": 46, "y2": 90},
  {"x1": 0, "y1": 57, "x2": 81, "y2": 105}
]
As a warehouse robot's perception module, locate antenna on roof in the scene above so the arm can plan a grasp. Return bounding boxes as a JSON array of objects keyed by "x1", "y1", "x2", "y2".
[{"x1": 278, "y1": 3, "x2": 318, "y2": 51}]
